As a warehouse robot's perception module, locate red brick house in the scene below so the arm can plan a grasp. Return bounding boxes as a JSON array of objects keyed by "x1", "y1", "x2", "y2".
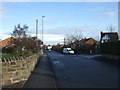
[
  {"x1": 0, "y1": 37, "x2": 15, "y2": 48},
  {"x1": 71, "y1": 38, "x2": 98, "y2": 49}
]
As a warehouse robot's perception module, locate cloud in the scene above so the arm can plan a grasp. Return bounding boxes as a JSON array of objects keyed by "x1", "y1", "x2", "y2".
[
  {"x1": 31, "y1": 33, "x2": 64, "y2": 45},
  {"x1": 0, "y1": 32, "x2": 10, "y2": 40},
  {"x1": 110, "y1": 24, "x2": 118, "y2": 28},
  {"x1": 44, "y1": 26, "x2": 101, "y2": 41},
  {"x1": 2, "y1": 0, "x2": 119, "y2": 2},
  {"x1": 0, "y1": 14, "x2": 12, "y2": 19},
  {"x1": 45, "y1": 26, "x2": 99, "y2": 35},
  {"x1": 95, "y1": 11, "x2": 117, "y2": 20},
  {"x1": 105, "y1": 12, "x2": 117, "y2": 18}
]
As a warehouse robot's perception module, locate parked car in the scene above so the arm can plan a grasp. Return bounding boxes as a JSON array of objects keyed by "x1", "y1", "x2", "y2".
[{"x1": 63, "y1": 48, "x2": 74, "y2": 54}]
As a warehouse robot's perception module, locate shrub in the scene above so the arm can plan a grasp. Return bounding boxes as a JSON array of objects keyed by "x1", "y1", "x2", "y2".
[
  {"x1": 2, "y1": 46, "x2": 15, "y2": 53},
  {"x1": 100, "y1": 41, "x2": 120, "y2": 55}
]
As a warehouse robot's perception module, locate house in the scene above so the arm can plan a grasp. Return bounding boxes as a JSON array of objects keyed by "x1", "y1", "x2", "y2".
[
  {"x1": 79, "y1": 38, "x2": 97, "y2": 46},
  {"x1": 100, "y1": 31, "x2": 118, "y2": 43},
  {"x1": 71, "y1": 38, "x2": 97, "y2": 49},
  {"x1": 0, "y1": 37, "x2": 15, "y2": 48},
  {"x1": 69, "y1": 37, "x2": 99, "y2": 54},
  {"x1": 85, "y1": 38, "x2": 96, "y2": 45}
]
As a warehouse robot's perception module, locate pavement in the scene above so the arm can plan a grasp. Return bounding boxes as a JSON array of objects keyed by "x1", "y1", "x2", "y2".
[{"x1": 22, "y1": 53, "x2": 57, "y2": 88}]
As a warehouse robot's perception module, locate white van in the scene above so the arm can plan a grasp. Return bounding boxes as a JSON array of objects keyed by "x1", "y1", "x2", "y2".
[{"x1": 63, "y1": 48, "x2": 74, "y2": 54}]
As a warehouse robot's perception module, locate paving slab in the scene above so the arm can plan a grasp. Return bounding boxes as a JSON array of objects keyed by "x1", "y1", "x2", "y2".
[{"x1": 22, "y1": 53, "x2": 56, "y2": 88}]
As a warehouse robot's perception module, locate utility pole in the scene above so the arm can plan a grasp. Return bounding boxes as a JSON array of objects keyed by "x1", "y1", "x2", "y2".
[{"x1": 36, "y1": 19, "x2": 38, "y2": 50}]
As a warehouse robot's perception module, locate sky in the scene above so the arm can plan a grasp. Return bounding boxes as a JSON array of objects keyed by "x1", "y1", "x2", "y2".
[{"x1": 0, "y1": 1, "x2": 118, "y2": 45}]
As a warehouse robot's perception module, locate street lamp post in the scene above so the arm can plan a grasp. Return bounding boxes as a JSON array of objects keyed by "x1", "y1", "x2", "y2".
[
  {"x1": 36, "y1": 19, "x2": 38, "y2": 50},
  {"x1": 42, "y1": 16, "x2": 45, "y2": 46}
]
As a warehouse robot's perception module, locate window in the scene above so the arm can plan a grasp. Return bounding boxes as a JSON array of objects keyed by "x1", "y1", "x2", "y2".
[{"x1": 102, "y1": 34, "x2": 110, "y2": 42}]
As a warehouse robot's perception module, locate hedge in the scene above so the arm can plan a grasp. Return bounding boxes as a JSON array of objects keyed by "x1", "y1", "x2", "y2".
[
  {"x1": 52, "y1": 46, "x2": 63, "y2": 53},
  {"x1": 100, "y1": 41, "x2": 120, "y2": 55}
]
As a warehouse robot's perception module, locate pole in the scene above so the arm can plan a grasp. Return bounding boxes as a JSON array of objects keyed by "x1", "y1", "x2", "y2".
[
  {"x1": 42, "y1": 17, "x2": 43, "y2": 45},
  {"x1": 64, "y1": 38, "x2": 65, "y2": 45},
  {"x1": 42, "y1": 16, "x2": 45, "y2": 45},
  {"x1": 36, "y1": 19, "x2": 38, "y2": 49}
]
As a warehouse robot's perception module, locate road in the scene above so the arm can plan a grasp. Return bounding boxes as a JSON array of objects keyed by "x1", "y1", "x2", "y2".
[{"x1": 46, "y1": 50, "x2": 119, "y2": 88}]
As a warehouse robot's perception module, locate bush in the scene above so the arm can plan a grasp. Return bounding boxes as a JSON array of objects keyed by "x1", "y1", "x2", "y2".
[
  {"x1": 100, "y1": 41, "x2": 120, "y2": 55},
  {"x1": 2, "y1": 46, "x2": 15, "y2": 53}
]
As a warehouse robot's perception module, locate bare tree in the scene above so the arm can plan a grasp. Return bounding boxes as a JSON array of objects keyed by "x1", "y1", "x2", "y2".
[
  {"x1": 65, "y1": 30, "x2": 83, "y2": 45},
  {"x1": 72, "y1": 30, "x2": 82, "y2": 41},
  {"x1": 106, "y1": 24, "x2": 117, "y2": 32},
  {"x1": 65, "y1": 34, "x2": 74, "y2": 45}
]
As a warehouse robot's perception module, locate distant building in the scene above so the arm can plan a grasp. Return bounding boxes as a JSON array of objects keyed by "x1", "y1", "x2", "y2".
[
  {"x1": 85, "y1": 38, "x2": 96, "y2": 45},
  {"x1": 0, "y1": 37, "x2": 15, "y2": 48},
  {"x1": 71, "y1": 38, "x2": 98, "y2": 49},
  {"x1": 100, "y1": 31, "x2": 118, "y2": 43}
]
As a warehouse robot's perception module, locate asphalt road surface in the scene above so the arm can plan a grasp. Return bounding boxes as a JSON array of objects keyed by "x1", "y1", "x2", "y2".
[{"x1": 46, "y1": 50, "x2": 119, "y2": 88}]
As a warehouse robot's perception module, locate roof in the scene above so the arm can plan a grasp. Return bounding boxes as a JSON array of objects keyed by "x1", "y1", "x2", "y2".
[
  {"x1": 80, "y1": 38, "x2": 95, "y2": 42},
  {"x1": 85, "y1": 38, "x2": 96, "y2": 45},
  {"x1": 0, "y1": 37, "x2": 15, "y2": 48},
  {"x1": 72, "y1": 38, "x2": 96, "y2": 46}
]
